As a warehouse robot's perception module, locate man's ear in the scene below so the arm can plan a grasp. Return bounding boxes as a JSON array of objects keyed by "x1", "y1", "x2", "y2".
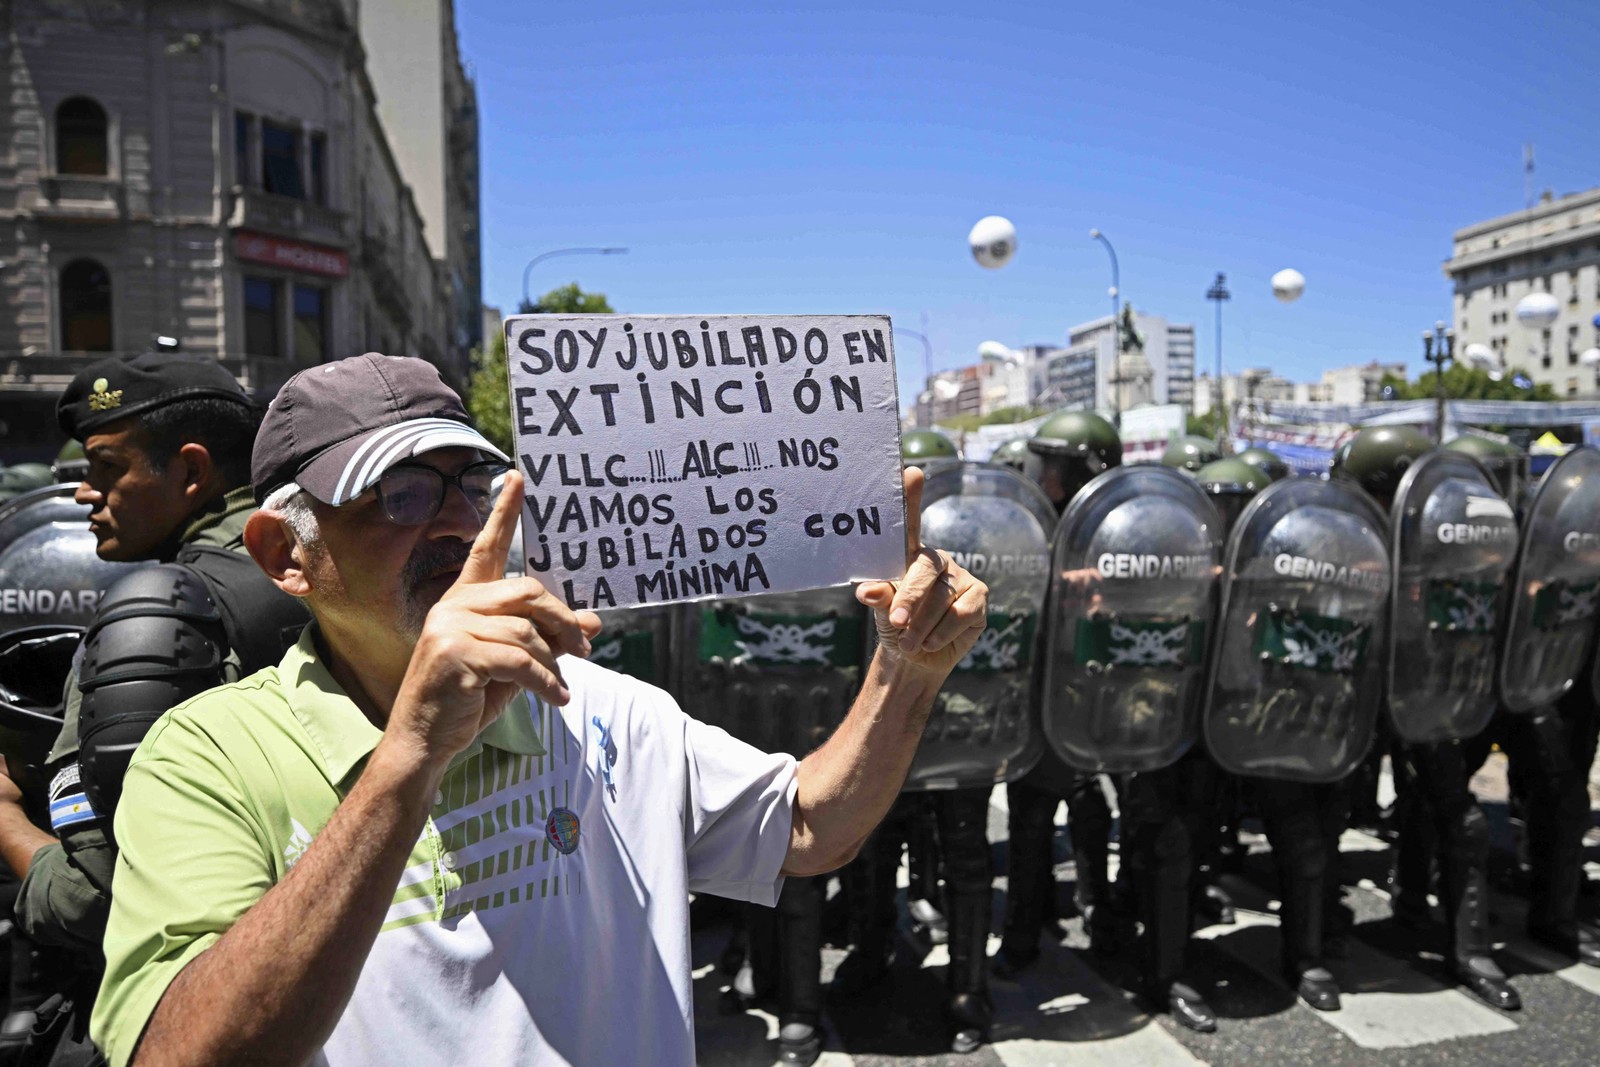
[
  {"x1": 244, "y1": 511, "x2": 313, "y2": 598},
  {"x1": 175, "y1": 442, "x2": 217, "y2": 503}
]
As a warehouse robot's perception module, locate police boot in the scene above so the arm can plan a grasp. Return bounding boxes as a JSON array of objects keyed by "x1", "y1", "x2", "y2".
[
  {"x1": 1194, "y1": 883, "x2": 1235, "y2": 927},
  {"x1": 776, "y1": 878, "x2": 826, "y2": 1064},
  {"x1": 833, "y1": 844, "x2": 896, "y2": 994},
  {"x1": 1525, "y1": 774, "x2": 1599, "y2": 966},
  {"x1": 1439, "y1": 806, "x2": 1519, "y2": 1009},
  {"x1": 1158, "y1": 979, "x2": 1217, "y2": 1034},
  {"x1": 996, "y1": 784, "x2": 1055, "y2": 978},
  {"x1": 1281, "y1": 871, "x2": 1339, "y2": 1009},
  {"x1": 945, "y1": 891, "x2": 993, "y2": 1052}
]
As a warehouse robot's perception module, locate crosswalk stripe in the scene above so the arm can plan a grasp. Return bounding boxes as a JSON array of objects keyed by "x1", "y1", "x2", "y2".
[
  {"x1": 993, "y1": 1027, "x2": 1206, "y2": 1066},
  {"x1": 1503, "y1": 935, "x2": 1600, "y2": 998}
]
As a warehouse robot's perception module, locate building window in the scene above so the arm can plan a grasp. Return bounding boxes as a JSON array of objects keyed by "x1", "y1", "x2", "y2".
[
  {"x1": 55, "y1": 97, "x2": 108, "y2": 176},
  {"x1": 261, "y1": 120, "x2": 304, "y2": 199},
  {"x1": 244, "y1": 276, "x2": 280, "y2": 357},
  {"x1": 309, "y1": 132, "x2": 326, "y2": 206},
  {"x1": 60, "y1": 259, "x2": 113, "y2": 351},
  {"x1": 1569, "y1": 378, "x2": 1580, "y2": 397},
  {"x1": 293, "y1": 285, "x2": 328, "y2": 363},
  {"x1": 234, "y1": 111, "x2": 254, "y2": 187}
]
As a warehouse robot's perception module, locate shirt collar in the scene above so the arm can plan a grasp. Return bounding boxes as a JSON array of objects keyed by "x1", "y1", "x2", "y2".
[{"x1": 281, "y1": 627, "x2": 547, "y2": 788}]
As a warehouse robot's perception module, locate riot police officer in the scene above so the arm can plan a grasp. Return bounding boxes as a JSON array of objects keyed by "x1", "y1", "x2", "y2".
[
  {"x1": 1441, "y1": 435, "x2": 1527, "y2": 511},
  {"x1": 995, "y1": 411, "x2": 1124, "y2": 977},
  {"x1": 1208, "y1": 456, "x2": 1393, "y2": 1013},
  {"x1": 834, "y1": 429, "x2": 1012, "y2": 1054},
  {"x1": 1346, "y1": 427, "x2": 1522, "y2": 1010},
  {"x1": 1468, "y1": 444, "x2": 1600, "y2": 969},
  {"x1": 0, "y1": 352, "x2": 308, "y2": 1060}
]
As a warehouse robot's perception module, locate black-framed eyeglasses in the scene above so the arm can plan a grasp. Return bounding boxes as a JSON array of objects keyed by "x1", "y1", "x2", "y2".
[{"x1": 374, "y1": 460, "x2": 510, "y2": 526}]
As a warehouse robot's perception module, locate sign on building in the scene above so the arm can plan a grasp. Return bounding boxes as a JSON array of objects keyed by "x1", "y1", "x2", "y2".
[{"x1": 503, "y1": 314, "x2": 906, "y2": 610}]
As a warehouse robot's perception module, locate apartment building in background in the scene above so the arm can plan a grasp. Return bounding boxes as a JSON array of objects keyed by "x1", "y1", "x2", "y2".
[
  {"x1": 1444, "y1": 187, "x2": 1600, "y2": 398},
  {"x1": 0, "y1": 0, "x2": 480, "y2": 458}
]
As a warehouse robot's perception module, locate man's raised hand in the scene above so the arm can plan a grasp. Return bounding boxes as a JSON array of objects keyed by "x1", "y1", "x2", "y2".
[
  {"x1": 390, "y1": 469, "x2": 602, "y2": 773},
  {"x1": 855, "y1": 466, "x2": 989, "y2": 677}
]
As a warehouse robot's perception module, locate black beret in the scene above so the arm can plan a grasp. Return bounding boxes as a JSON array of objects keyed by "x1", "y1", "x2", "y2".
[{"x1": 57, "y1": 352, "x2": 251, "y2": 439}]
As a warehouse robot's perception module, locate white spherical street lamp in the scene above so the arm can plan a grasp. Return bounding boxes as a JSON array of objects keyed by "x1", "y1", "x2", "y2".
[
  {"x1": 968, "y1": 216, "x2": 1017, "y2": 270},
  {"x1": 1270, "y1": 268, "x2": 1306, "y2": 303}
]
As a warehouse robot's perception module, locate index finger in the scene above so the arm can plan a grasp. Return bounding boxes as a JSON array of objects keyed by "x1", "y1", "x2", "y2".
[{"x1": 459, "y1": 468, "x2": 524, "y2": 585}]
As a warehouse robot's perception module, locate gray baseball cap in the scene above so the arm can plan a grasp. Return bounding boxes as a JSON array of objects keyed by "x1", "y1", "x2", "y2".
[{"x1": 251, "y1": 353, "x2": 508, "y2": 505}]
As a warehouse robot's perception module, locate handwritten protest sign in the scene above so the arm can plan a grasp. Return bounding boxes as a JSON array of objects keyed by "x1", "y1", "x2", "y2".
[{"x1": 503, "y1": 314, "x2": 906, "y2": 610}]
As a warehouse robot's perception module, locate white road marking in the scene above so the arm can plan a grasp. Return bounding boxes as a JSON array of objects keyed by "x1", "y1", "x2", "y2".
[
  {"x1": 1316, "y1": 988, "x2": 1517, "y2": 1049},
  {"x1": 994, "y1": 1027, "x2": 1209, "y2": 1066}
]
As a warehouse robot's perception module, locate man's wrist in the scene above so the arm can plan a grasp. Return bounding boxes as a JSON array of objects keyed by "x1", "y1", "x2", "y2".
[{"x1": 362, "y1": 737, "x2": 449, "y2": 813}]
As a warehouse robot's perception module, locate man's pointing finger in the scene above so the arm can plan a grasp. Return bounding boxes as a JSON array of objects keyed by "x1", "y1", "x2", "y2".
[{"x1": 459, "y1": 468, "x2": 523, "y2": 585}]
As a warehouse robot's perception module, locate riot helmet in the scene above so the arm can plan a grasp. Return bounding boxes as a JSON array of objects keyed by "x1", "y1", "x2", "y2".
[
  {"x1": 1442, "y1": 434, "x2": 1526, "y2": 506},
  {"x1": 0, "y1": 464, "x2": 55, "y2": 504},
  {"x1": 1160, "y1": 435, "x2": 1222, "y2": 474},
  {"x1": 53, "y1": 440, "x2": 88, "y2": 484},
  {"x1": 1340, "y1": 426, "x2": 1432, "y2": 508},
  {"x1": 990, "y1": 438, "x2": 1035, "y2": 477},
  {"x1": 901, "y1": 429, "x2": 959, "y2": 469},
  {"x1": 1027, "y1": 410, "x2": 1121, "y2": 511},
  {"x1": 1195, "y1": 457, "x2": 1270, "y2": 537},
  {"x1": 1235, "y1": 446, "x2": 1290, "y2": 482}
]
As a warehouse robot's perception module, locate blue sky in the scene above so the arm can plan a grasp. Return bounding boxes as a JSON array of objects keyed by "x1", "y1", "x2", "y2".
[{"x1": 459, "y1": 0, "x2": 1600, "y2": 408}]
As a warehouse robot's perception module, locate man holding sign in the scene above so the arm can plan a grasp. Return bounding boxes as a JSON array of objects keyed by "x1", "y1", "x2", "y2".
[{"x1": 89, "y1": 353, "x2": 986, "y2": 1067}]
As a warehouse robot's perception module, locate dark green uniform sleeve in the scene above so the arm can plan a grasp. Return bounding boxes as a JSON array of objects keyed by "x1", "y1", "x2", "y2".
[{"x1": 16, "y1": 830, "x2": 113, "y2": 953}]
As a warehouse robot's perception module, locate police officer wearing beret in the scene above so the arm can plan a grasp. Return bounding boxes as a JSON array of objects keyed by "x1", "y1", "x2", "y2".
[{"x1": 0, "y1": 351, "x2": 307, "y2": 1059}]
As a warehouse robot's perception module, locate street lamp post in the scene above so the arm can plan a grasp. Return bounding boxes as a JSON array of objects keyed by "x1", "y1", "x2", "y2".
[
  {"x1": 519, "y1": 247, "x2": 628, "y2": 312},
  {"x1": 1089, "y1": 229, "x2": 1121, "y2": 417},
  {"x1": 1422, "y1": 320, "x2": 1456, "y2": 443},
  {"x1": 897, "y1": 326, "x2": 934, "y2": 427},
  {"x1": 1206, "y1": 272, "x2": 1231, "y2": 443}
]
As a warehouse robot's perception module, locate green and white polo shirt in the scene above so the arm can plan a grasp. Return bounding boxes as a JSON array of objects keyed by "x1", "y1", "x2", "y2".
[{"x1": 92, "y1": 627, "x2": 798, "y2": 1067}]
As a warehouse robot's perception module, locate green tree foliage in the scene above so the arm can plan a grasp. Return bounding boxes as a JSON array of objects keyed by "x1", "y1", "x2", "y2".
[
  {"x1": 1377, "y1": 365, "x2": 1555, "y2": 403},
  {"x1": 469, "y1": 284, "x2": 616, "y2": 455},
  {"x1": 1186, "y1": 408, "x2": 1226, "y2": 440},
  {"x1": 517, "y1": 282, "x2": 616, "y2": 316}
]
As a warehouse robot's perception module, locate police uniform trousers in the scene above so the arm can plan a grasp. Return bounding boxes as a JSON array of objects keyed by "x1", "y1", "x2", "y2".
[
  {"x1": 745, "y1": 877, "x2": 824, "y2": 1031},
  {"x1": 844, "y1": 789, "x2": 993, "y2": 1002},
  {"x1": 1000, "y1": 753, "x2": 1113, "y2": 964},
  {"x1": 1391, "y1": 738, "x2": 1494, "y2": 967},
  {"x1": 1468, "y1": 686, "x2": 1600, "y2": 939},
  {"x1": 1254, "y1": 777, "x2": 1352, "y2": 977},
  {"x1": 1120, "y1": 750, "x2": 1217, "y2": 990}
]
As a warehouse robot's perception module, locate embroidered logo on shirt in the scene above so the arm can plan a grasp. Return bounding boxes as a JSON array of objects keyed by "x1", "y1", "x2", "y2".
[
  {"x1": 545, "y1": 807, "x2": 581, "y2": 855},
  {"x1": 47, "y1": 763, "x2": 98, "y2": 832},
  {"x1": 592, "y1": 716, "x2": 618, "y2": 802},
  {"x1": 284, "y1": 818, "x2": 313, "y2": 870}
]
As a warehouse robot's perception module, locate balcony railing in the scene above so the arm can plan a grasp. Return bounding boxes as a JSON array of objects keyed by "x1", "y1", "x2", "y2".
[
  {"x1": 0, "y1": 350, "x2": 300, "y2": 398},
  {"x1": 229, "y1": 186, "x2": 349, "y2": 247},
  {"x1": 35, "y1": 176, "x2": 124, "y2": 220}
]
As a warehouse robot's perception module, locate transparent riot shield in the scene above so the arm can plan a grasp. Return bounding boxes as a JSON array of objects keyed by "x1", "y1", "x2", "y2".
[
  {"x1": 587, "y1": 607, "x2": 677, "y2": 692},
  {"x1": 902, "y1": 462, "x2": 1055, "y2": 790},
  {"x1": 677, "y1": 587, "x2": 865, "y2": 756},
  {"x1": 1204, "y1": 478, "x2": 1390, "y2": 782},
  {"x1": 1044, "y1": 466, "x2": 1223, "y2": 774},
  {"x1": 1499, "y1": 447, "x2": 1600, "y2": 713},
  {"x1": 0, "y1": 486, "x2": 132, "y2": 798},
  {"x1": 1386, "y1": 452, "x2": 1518, "y2": 743}
]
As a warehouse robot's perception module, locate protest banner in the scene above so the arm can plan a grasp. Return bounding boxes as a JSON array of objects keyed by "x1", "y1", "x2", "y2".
[{"x1": 503, "y1": 314, "x2": 906, "y2": 610}]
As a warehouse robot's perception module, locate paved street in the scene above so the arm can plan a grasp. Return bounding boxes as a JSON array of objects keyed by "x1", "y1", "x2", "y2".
[{"x1": 694, "y1": 755, "x2": 1600, "y2": 1066}]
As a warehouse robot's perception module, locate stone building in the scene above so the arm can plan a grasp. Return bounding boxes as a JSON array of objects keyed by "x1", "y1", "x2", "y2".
[
  {"x1": 1444, "y1": 188, "x2": 1600, "y2": 398},
  {"x1": 0, "y1": 0, "x2": 479, "y2": 458}
]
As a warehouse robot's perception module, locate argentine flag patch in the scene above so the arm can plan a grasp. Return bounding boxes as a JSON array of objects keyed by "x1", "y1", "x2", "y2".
[{"x1": 48, "y1": 763, "x2": 99, "y2": 832}]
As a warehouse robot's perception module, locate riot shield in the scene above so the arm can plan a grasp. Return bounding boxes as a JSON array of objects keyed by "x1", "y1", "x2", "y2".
[
  {"x1": 0, "y1": 486, "x2": 131, "y2": 796},
  {"x1": 587, "y1": 607, "x2": 676, "y2": 692},
  {"x1": 1499, "y1": 447, "x2": 1600, "y2": 713},
  {"x1": 1204, "y1": 478, "x2": 1390, "y2": 782},
  {"x1": 1044, "y1": 466, "x2": 1223, "y2": 774},
  {"x1": 677, "y1": 586, "x2": 865, "y2": 757},
  {"x1": 903, "y1": 462, "x2": 1054, "y2": 790},
  {"x1": 1386, "y1": 452, "x2": 1518, "y2": 743}
]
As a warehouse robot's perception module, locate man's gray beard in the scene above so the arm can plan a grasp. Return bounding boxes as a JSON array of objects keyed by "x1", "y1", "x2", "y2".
[{"x1": 397, "y1": 539, "x2": 473, "y2": 640}]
